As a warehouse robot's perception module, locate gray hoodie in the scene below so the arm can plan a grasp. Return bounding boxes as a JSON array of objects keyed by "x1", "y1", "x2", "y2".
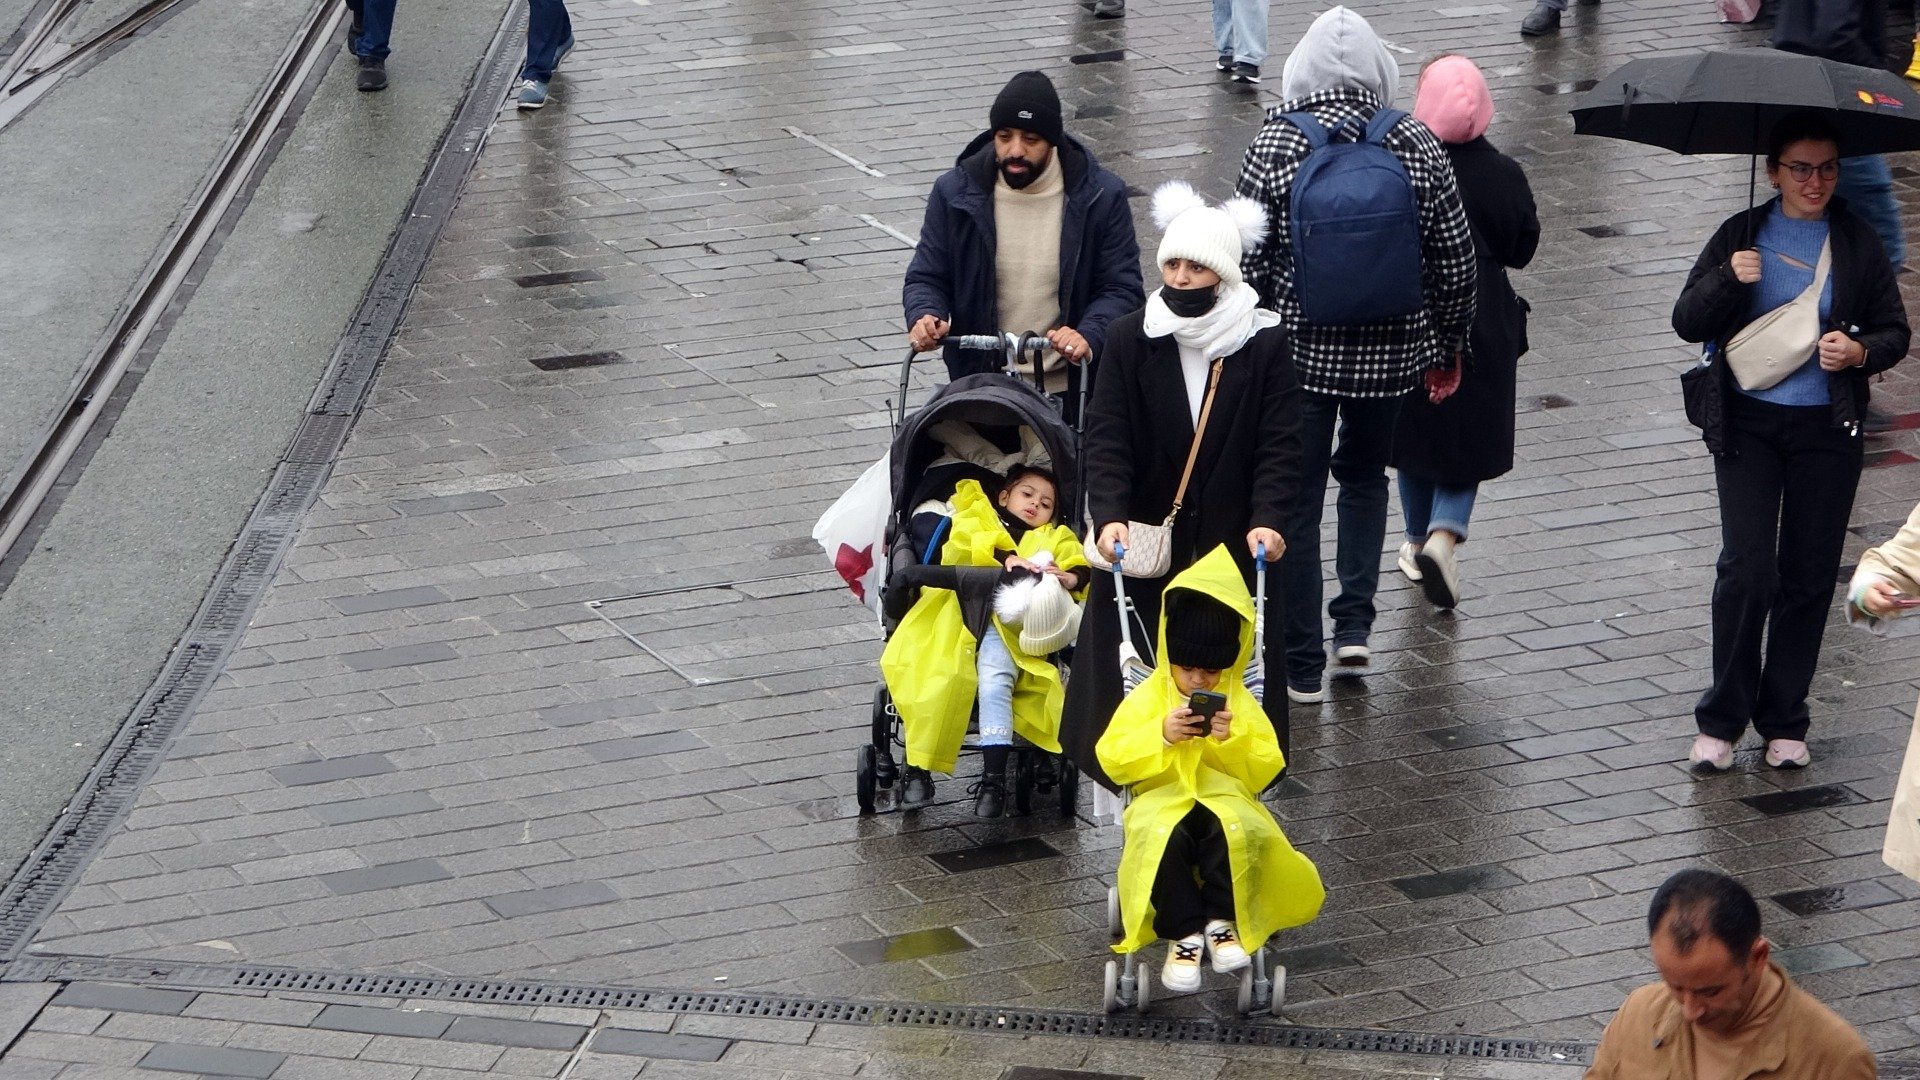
[{"x1": 1279, "y1": 6, "x2": 1400, "y2": 108}]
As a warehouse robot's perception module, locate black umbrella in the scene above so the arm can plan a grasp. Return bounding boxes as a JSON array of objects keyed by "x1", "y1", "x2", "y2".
[{"x1": 1571, "y1": 49, "x2": 1920, "y2": 156}]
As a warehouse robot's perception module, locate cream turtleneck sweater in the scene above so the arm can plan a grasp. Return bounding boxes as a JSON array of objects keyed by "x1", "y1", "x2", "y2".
[{"x1": 993, "y1": 155, "x2": 1066, "y2": 391}]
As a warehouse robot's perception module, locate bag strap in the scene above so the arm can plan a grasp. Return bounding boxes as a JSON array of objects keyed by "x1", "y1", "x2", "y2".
[
  {"x1": 1361, "y1": 107, "x2": 1406, "y2": 145},
  {"x1": 1167, "y1": 360, "x2": 1224, "y2": 524},
  {"x1": 1281, "y1": 111, "x2": 1330, "y2": 150},
  {"x1": 1806, "y1": 237, "x2": 1832, "y2": 299}
]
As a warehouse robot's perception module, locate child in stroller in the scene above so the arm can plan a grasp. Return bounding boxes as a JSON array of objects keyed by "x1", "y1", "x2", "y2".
[
  {"x1": 1097, "y1": 545, "x2": 1323, "y2": 1000},
  {"x1": 881, "y1": 453, "x2": 1090, "y2": 817}
]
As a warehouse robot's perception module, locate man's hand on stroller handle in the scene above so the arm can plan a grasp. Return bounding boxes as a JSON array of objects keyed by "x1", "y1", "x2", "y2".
[
  {"x1": 1045, "y1": 326, "x2": 1089, "y2": 364},
  {"x1": 1098, "y1": 522, "x2": 1128, "y2": 561},
  {"x1": 1246, "y1": 528, "x2": 1283, "y2": 562},
  {"x1": 908, "y1": 314, "x2": 950, "y2": 352}
]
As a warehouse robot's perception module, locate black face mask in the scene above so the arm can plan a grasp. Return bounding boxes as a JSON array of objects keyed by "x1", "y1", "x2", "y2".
[{"x1": 1162, "y1": 283, "x2": 1217, "y2": 318}]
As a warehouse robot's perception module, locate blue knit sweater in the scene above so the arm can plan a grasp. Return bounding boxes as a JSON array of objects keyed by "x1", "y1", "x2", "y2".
[{"x1": 1739, "y1": 206, "x2": 1833, "y2": 406}]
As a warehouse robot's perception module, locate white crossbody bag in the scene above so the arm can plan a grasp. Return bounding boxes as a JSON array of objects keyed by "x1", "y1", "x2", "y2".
[{"x1": 1724, "y1": 239, "x2": 1830, "y2": 392}]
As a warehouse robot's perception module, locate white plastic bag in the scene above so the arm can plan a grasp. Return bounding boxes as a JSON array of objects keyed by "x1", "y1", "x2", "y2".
[
  {"x1": 1717, "y1": 0, "x2": 1760, "y2": 23},
  {"x1": 812, "y1": 452, "x2": 891, "y2": 612}
]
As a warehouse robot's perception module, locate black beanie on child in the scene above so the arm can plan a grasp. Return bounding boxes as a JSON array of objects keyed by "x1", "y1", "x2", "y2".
[
  {"x1": 1164, "y1": 591, "x2": 1241, "y2": 671},
  {"x1": 990, "y1": 71, "x2": 1064, "y2": 147}
]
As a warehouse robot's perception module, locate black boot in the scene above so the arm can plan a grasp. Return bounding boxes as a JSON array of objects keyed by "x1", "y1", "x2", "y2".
[
  {"x1": 1520, "y1": 3, "x2": 1561, "y2": 35},
  {"x1": 357, "y1": 55, "x2": 387, "y2": 91},
  {"x1": 900, "y1": 767, "x2": 934, "y2": 808},
  {"x1": 973, "y1": 747, "x2": 1010, "y2": 818}
]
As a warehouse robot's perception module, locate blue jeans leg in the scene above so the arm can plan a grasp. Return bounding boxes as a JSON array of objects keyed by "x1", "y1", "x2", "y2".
[
  {"x1": 521, "y1": 0, "x2": 573, "y2": 83},
  {"x1": 1427, "y1": 482, "x2": 1478, "y2": 542},
  {"x1": 976, "y1": 629, "x2": 1017, "y2": 745},
  {"x1": 1836, "y1": 155, "x2": 1906, "y2": 269},
  {"x1": 1397, "y1": 471, "x2": 1435, "y2": 543},
  {"x1": 1211, "y1": 0, "x2": 1268, "y2": 65},
  {"x1": 351, "y1": 0, "x2": 395, "y2": 58},
  {"x1": 1327, "y1": 396, "x2": 1400, "y2": 646}
]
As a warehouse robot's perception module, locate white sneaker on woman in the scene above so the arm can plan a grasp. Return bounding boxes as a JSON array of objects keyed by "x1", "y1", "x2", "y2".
[
  {"x1": 1765, "y1": 739, "x2": 1811, "y2": 768},
  {"x1": 1162, "y1": 933, "x2": 1205, "y2": 992},
  {"x1": 1397, "y1": 541, "x2": 1424, "y2": 581},
  {"x1": 1689, "y1": 734, "x2": 1734, "y2": 772},
  {"x1": 1414, "y1": 532, "x2": 1461, "y2": 609}
]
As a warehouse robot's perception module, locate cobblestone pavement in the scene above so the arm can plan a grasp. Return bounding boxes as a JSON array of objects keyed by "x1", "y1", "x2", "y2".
[{"x1": 10, "y1": 0, "x2": 1920, "y2": 1072}]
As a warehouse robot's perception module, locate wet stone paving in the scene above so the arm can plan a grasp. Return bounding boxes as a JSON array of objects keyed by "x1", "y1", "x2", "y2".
[{"x1": 9, "y1": 0, "x2": 1920, "y2": 1074}]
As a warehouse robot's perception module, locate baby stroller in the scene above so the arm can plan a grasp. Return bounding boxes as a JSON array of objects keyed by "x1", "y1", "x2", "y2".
[
  {"x1": 1100, "y1": 541, "x2": 1286, "y2": 1016},
  {"x1": 854, "y1": 335, "x2": 1085, "y2": 817}
]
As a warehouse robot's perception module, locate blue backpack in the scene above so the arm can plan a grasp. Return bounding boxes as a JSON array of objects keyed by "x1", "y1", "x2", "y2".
[{"x1": 1281, "y1": 108, "x2": 1425, "y2": 326}]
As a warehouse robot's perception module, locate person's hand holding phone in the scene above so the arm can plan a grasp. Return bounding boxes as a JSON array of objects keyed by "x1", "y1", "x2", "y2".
[
  {"x1": 1860, "y1": 579, "x2": 1920, "y2": 617},
  {"x1": 1186, "y1": 691, "x2": 1228, "y2": 739},
  {"x1": 1163, "y1": 707, "x2": 1202, "y2": 744}
]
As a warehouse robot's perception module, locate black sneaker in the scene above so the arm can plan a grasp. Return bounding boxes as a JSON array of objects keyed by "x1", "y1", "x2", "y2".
[
  {"x1": 1217, "y1": 53, "x2": 1234, "y2": 72},
  {"x1": 357, "y1": 55, "x2": 387, "y2": 91},
  {"x1": 1231, "y1": 62, "x2": 1261, "y2": 84},
  {"x1": 1092, "y1": 0, "x2": 1125, "y2": 17},
  {"x1": 1520, "y1": 3, "x2": 1561, "y2": 34},
  {"x1": 969, "y1": 773, "x2": 1006, "y2": 818},
  {"x1": 900, "y1": 766, "x2": 934, "y2": 808}
]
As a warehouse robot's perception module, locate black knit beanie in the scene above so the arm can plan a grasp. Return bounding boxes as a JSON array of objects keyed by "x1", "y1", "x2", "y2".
[
  {"x1": 1164, "y1": 591, "x2": 1242, "y2": 670},
  {"x1": 990, "y1": 71, "x2": 1064, "y2": 146}
]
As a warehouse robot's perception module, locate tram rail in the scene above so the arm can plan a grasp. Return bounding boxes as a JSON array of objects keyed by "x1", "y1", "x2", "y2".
[{"x1": 0, "y1": 0, "x2": 347, "y2": 571}]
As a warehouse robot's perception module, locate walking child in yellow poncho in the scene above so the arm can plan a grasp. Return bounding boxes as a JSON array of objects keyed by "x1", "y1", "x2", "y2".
[
  {"x1": 881, "y1": 466, "x2": 1090, "y2": 817},
  {"x1": 1097, "y1": 545, "x2": 1324, "y2": 993}
]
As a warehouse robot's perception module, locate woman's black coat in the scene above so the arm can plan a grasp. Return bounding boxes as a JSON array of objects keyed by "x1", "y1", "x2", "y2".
[
  {"x1": 1673, "y1": 198, "x2": 1910, "y2": 455},
  {"x1": 1390, "y1": 137, "x2": 1540, "y2": 485},
  {"x1": 1059, "y1": 308, "x2": 1302, "y2": 789}
]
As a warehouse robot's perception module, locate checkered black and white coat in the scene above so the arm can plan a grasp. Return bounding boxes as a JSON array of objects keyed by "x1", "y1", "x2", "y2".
[{"x1": 1235, "y1": 88, "x2": 1478, "y2": 398}]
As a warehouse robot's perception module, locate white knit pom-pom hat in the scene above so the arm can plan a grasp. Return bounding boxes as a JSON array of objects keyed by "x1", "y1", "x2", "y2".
[{"x1": 1150, "y1": 180, "x2": 1269, "y2": 288}]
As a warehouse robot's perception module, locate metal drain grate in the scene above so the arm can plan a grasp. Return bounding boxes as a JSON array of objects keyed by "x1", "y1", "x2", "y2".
[
  {"x1": 0, "y1": 2, "x2": 530, "y2": 965},
  {"x1": 0, "y1": 954, "x2": 1593, "y2": 1065}
]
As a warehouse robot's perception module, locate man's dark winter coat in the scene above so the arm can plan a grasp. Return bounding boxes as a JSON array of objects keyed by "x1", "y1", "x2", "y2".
[
  {"x1": 902, "y1": 131, "x2": 1144, "y2": 380},
  {"x1": 1673, "y1": 198, "x2": 1910, "y2": 455}
]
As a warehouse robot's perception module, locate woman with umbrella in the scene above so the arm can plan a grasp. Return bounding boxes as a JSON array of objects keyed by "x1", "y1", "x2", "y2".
[{"x1": 1672, "y1": 110, "x2": 1909, "y2": 772}]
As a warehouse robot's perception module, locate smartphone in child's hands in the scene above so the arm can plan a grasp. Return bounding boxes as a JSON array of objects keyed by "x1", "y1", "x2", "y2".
[
  {"x1": 1891, "y1": 595, "x2": 1920, "y2": 610},
  {"x1": 1187, "y1": 690, "x2": 1227, "y2": 726}
]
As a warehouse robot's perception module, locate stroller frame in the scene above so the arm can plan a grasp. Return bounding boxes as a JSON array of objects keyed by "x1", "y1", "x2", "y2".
[
  {"x1": 854, "y1": 335, "x2": 1091, "y2": 817},
  {"x1": 1098, "y1": 543, "x2": 1286, "y2": 1016}
]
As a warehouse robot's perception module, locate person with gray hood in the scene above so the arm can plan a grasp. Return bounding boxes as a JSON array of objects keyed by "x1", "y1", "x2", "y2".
[{"x1": 1234, "y1": 7, "x2": 1475, "y2": 704}]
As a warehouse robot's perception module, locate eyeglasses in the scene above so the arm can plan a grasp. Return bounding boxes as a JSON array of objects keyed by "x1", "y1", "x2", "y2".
[{"x1": 1779, "y1": 160, "x2": 1840, "y2": 182}]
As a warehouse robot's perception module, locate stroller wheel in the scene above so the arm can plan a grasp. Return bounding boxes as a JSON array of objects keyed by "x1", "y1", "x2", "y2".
[
  {"x1": 1012, "y1": 750, "x2": 1035, "y2": 816},
  {"x1": 1057, "y1": 758, "x2": 1079, "y2": 817},
  {"x1": 855, "y1": 745, "x2": 878, "y2": 815},
  {"x1": 1103, "y1": 959, "x2": 1121, "y2": 1014},
  {"x1": 1270, "y1": 964, "x2": 1287, "y2": 1016},
  {"x1": 1106, "y1": 886, "x2": 1122, "y2": 940},
  {"x1": 1136, "y1": 963, "x2": 1152, "y2": 1013},
  {"x1": 1237, "y1": 965, "x2": 1255, "y2": 1015}
]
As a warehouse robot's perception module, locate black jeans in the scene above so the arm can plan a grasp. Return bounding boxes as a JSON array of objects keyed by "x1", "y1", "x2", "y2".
[
  {"x1": 1696, "y1": 394, "x2": 1862, "y2": 743},
  {"x1": 1150, "y1": 805, "x2": 1234, "y2": 941}
]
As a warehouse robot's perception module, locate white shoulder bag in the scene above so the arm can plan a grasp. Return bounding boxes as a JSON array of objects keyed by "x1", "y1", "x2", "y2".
[{"x1": 1724, "y1": 238, "x2": 1831, "y2": 392}]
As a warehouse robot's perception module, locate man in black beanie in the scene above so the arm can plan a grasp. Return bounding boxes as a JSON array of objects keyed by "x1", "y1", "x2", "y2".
[{"x1": 903, "y1": 71, "x2": 1143, "y2": 412}]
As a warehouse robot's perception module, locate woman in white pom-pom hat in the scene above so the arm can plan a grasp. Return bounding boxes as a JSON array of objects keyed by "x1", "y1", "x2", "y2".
[{"x1": 1061, "y1": 181, "x2": 1304, "y2": 790}]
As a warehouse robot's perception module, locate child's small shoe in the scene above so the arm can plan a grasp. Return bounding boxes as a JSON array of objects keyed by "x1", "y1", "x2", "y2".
[
  {"x1": 1162, "y1": 933, "x2": 1205, "y2": 993},
  {"x1": 1205, "y1": 919, "x2": 1249, "y2": 973},
  {"x1": 900, "y1": 767, "x2": 935, "y2": 807}
]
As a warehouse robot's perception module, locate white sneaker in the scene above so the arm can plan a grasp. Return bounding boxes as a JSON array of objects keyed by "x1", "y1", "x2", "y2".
[
  {"x1": 1205, "y1": 919, "x2": 1249, "y2": 973},
  {"x1": 1414, "y1": 533, "x2": 1461, "y2": 609},
  {"x1": 1162, "y1": 934, "x2": 1204, "y2": 992},
  {"x1": 1397, "y1": 541, "x2": 1424, "y2": 581},
  {"x1": 1689, "y1": 734, "x2": 1734, "y2": 771},
  {"x1": 1333, "y1": 643, "x2": 1370, "y2": 673},
  {"x1": 1765, "y1": 739, "x2": 1811, "y2": 768},
  {"x1": 1286, "y1": 682, "x2": 1326, "y2": 704}
]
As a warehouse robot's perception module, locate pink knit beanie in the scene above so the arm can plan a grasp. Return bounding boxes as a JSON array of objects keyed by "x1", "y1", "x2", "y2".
[{"x1": 1413, "y1": 55, "x2": 1493, "y2": 144}]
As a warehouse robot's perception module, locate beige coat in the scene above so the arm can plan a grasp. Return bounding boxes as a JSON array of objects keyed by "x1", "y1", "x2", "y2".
[
  {"x1": 1847, "y1": 502, "x2": 1920, "y2": 883},
  {"x1": 1585, "y1": 964, "x2": 1875, "y2": 1080}
]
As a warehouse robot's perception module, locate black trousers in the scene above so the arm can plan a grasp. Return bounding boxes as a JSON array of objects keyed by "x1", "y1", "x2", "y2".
[
  {"x1": 1696, "y1": 394, "x2": 1862, "y2": 743},
  {"x1": 1150, "y1": 805, "x2": 1235, "y2": 941}
]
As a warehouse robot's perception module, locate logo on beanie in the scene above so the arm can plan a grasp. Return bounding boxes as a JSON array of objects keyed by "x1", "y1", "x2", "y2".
[{"x1": 1019, "y1": 110, "x2": 1033, "y2": 119}]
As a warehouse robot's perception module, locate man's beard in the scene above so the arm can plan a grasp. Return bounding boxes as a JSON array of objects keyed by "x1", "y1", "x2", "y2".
[{"x1": 999, "y1": 153, "x2": 1050, "y2": 190}]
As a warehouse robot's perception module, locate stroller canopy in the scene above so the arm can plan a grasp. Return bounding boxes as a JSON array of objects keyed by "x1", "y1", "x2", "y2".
[{"x1": 889, "y1": 374, "x2": 1080, "y2": 522}]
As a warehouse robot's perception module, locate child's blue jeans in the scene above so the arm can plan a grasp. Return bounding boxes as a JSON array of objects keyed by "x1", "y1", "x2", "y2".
[{"x1": 976, "y1": 629, "x2": 1017, "y2": 745}]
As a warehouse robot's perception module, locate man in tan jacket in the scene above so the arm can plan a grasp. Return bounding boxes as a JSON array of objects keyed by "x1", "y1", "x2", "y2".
[{"x1": 1586, "y1": 869, "x2": 1875, "y2": 1080}]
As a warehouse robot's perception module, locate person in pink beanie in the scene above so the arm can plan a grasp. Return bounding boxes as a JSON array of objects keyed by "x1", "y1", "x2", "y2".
[{"x1": 1390, "y1": 55, "x2": 1539, "y2": 610}]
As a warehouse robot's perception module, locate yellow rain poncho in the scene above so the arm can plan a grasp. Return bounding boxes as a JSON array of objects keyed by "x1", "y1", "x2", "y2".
[
  {"x1": 880, "y1": 480, "x2": 1089, "y2": 774},
  {"x1": 1097, "y1": 545, "x2": 1325, "y2": 954}
]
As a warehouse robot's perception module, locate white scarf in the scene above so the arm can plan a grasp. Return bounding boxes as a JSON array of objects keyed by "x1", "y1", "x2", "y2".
[{"x1": 1141, "y1": 282, "x2": 1281, "y2": 362}]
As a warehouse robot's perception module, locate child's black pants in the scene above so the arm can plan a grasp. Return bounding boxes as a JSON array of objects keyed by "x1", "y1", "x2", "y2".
[{"x1": 1150, "y1": 804, "x2": 1234, "y2": 941}]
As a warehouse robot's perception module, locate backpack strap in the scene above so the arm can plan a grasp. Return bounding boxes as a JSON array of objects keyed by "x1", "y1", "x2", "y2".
[
  {"x1": 1281, "y1": 111, "x2": 1330, "y2": 149},
  {"x1": 1361, "y1": 107, "x2": 1408, "y2": 145}
]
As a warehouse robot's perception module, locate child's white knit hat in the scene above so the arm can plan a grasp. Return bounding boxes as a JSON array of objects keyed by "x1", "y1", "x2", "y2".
[{"x1": 1151, "y1": 181, "x2": 1270, "y2": 288}]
